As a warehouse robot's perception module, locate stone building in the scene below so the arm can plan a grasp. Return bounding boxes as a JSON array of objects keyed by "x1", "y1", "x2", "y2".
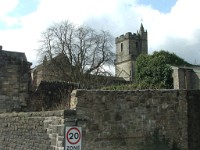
[
  {"x1": 172, "y1": 66, "x2": 200, "y2": 89},
  {"x1": 115, "y1": 24, "x2": 148, "y2": 81},
  {"x1": 32, "y1": 54, "x2": 127, "y2": 89},
  {"x1": 0, "y1": 45, "x2": 32, "y2": 112},
  {"x1": 31, "y1": 54, "x2": 71, "y2": 88}
]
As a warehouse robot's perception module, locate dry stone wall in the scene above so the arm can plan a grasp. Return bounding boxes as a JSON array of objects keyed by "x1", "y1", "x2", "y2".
[{"x1": 0, "y1": 110, "x2": 68, "y2": 150}]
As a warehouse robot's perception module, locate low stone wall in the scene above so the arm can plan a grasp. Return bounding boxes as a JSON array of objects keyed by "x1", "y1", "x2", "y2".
[{"x1": 0, "y1": 110, "x2": 67, "y2": 150}]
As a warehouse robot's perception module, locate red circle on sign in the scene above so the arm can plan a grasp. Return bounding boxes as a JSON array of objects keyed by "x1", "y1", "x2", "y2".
[{"x1": 66, "y1": 127, "x2": 81, "y2": 144}]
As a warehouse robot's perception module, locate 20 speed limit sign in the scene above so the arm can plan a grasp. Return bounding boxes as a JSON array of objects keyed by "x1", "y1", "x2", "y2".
[{"x1": 65, "y1": 127, "x2": 82, "y2": 150}]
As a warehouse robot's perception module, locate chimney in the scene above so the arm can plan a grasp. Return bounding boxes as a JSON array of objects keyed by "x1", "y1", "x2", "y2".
[{"x1": 0, "y1": 45, "x2": 2, "y2": 50}]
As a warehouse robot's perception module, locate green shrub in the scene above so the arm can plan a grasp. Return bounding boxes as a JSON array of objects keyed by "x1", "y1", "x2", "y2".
[{"x1": 135, "y1": 50, "x2": 192, "y2": 89}]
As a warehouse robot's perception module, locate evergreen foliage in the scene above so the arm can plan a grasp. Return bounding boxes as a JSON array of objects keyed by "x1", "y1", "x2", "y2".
[
  {"x1": 135, "y1": 50, "x2": 192, "y2": 89},
  {"x1": 152, "y1": 50, "x2": 192, "y2": 67}
]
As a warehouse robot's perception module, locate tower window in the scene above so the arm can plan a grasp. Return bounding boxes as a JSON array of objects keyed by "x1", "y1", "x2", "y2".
[
  {"x1": 121, "y1": 43, "x2": 123, "y2": 52},
  {"x1": 136, "y1": 42, "x2": 138, "y2": 48},
  {"x1": 130, "y1": 70, "x2": 132, "y2": 81}
]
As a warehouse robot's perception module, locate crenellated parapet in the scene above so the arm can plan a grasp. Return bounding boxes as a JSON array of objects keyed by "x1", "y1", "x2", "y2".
[
  {"x1": 0, "y1": 49, "x2": 30, "y2": 65},
  {"x1": 115, "y1": 32, "x2": 139, "y2": 43}
]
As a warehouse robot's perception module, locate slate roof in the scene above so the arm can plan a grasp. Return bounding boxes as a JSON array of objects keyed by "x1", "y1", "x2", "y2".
[{"x1": 36, "y1": 80, "x2": 80, "y2": 92}]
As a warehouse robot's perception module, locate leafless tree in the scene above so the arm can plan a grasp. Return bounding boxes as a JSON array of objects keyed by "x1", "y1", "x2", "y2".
[{"x1": 37, "y1": 21, "x2": 115, "y2": 86}]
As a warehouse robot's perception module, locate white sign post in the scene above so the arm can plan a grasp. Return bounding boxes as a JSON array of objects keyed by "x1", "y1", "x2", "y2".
[{"x1": 65, "y1": 127, "x2": 82, "y2": 150}]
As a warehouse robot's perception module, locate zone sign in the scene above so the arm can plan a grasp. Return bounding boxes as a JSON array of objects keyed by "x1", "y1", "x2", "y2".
[{"x1": 65, "y1": 127, "x2": 82, "y2": 150}]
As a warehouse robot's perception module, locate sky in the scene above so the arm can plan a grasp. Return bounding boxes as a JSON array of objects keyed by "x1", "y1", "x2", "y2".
[{"x1": 0, "y1": 0, "x2": 200, "y2": 67}]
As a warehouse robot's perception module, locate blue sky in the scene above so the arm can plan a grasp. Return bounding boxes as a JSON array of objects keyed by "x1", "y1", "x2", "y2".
[
  {"x1": 138, "y1": 0, "x2": 177, "y2": 13},
  {"x1": 0, "y1": 0, "x2": 200, "y2": 66},
  {"x1": 0, "y1": 0, "x2": 38, "y2": 29},
  {"x1": 8, "y1": 0, "x2": 38, "y2": 17}
]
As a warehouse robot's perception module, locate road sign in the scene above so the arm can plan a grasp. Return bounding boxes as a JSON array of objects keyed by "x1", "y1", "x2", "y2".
[{"x1": 65, "y1": 127, "x2": 82, "y2": 150}]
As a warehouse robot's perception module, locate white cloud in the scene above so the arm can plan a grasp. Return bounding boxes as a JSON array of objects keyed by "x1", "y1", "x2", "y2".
[
  {"x1": 0, "y1": 0, "x2": 19, "y2": 17},
  {"x1": 0, "y1": 0, "x2": 20, "y2": 27},
  {"x1": 0, "y1": 0, "x2": 200, "y2": 66},
  {"x1": 149, "y1": 0, "x2": 200, "y2": 64}
]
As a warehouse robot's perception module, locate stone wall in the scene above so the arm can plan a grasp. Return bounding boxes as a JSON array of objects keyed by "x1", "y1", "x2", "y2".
[
  {"x1": 0, "y1": 95, "x2": 24, "y2": 113},
  {"x1": 187, "y1": 90, "x2": 200, "y2": 150},
  {"x1": 0, "y1": 110, "x2": 69, "y2": 150},
  {"x1": 71, "y1": 89, "x2": 200, "y2": 150},
  {"x1": 0, "y1": 49, "x2": 31, "y2": 113},
  {"x1": 1, "y1": 90, "x2": 200, "y2": 150}
]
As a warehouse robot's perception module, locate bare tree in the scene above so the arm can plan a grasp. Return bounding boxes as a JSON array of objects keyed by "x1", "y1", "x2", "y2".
[{"x1": 37, "y1": 21, "x2": 114, "y2": 85}]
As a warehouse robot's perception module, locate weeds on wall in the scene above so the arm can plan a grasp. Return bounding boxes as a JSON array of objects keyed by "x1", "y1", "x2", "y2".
[
  {"x1": 102, "y1": 83, "x2": 137, "y2": 90},
  {"x1": 141, "y1": 128, "x2": 181, "y2": 150},
  {"x1": 101, "y1": 82, "x2": 166, "y2": 90}
]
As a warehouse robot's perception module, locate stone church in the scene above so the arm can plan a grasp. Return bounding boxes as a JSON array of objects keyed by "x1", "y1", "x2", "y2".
[
  {"x1": 114, "y1": 24, "x2": 200, "y2": 89},
  {"x1": 115, "y1": 24, "x2": 148, "y2": 81}
]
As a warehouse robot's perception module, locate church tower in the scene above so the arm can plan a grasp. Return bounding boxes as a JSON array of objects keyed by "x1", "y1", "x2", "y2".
[{"x1": 115, "y1": 24, "x2": 148, "y2": 81}]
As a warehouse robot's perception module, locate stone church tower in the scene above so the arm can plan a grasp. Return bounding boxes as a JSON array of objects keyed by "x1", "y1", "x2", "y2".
[{"x1": 115, "y1": 24, "x2": 148, "y2": 81}]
